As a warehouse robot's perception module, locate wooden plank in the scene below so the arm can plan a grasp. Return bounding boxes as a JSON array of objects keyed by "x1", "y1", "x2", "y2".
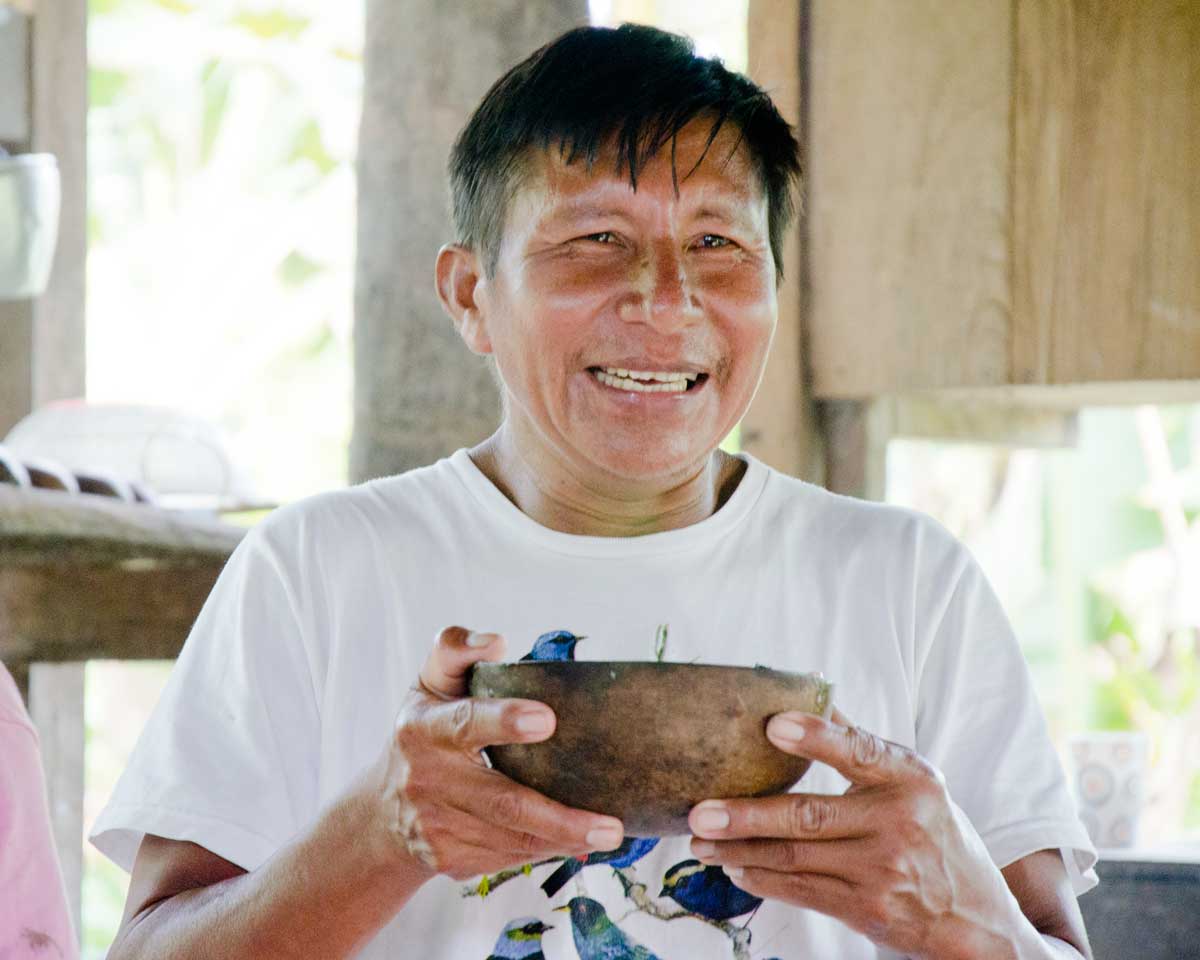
[
  {"x1": 28, "y1": 661, "x2": 84, "y2": 946},
  {"x1": 28, "y1": 0, "x2": 86, "y2": 408},
  {"x1": 1012, "y1": 0, "x2": 1200, "y2": 387},
  {"x1": 806, "y1": 0, "x2": 1012, "y2": 398},
  {"x1": 742, "y1": 0, "x2": 824, "y2": 483},
  {"x1": 0, "y1": 8, "x2": 29, "y2": 144},
  {"x1": 884, "y1": 393, "x2": 1078, "y2": 448},
  {"x1": 0, "y1": 488, "x2": 242, "y2": 661}
]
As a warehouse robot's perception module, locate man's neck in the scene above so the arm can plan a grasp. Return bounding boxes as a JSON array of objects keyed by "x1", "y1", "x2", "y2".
[{"x1": 466, "y1": 428, "x2": 747, "y2": 538}]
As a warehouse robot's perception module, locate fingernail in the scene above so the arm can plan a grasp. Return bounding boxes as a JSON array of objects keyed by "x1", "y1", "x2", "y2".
[
  {"x1": 586, "y1": 824, "x2": 623, "y2": 849},
  {"x1": 692, "y1": 839, "x2": 717, "y2": 858},
  {"x1": 515, "y1": 711, "x2": 553, "y2": 735},
  {"x1": 466, "y1": 631, "x2": 495, "y2": 648},
  {"x1": 693, "y1": 803, "x2": 730, "y2": 832},
  {"x1": 769, "y1": 716, "x2": 807, "y2": 741}
]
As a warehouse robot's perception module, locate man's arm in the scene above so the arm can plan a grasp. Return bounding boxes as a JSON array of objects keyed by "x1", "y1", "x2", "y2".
[
  {"x1": 1000, "y1": 849, "x2": 1092, "y2": 958},
  {"x1": 110, "y1": 785, "x2": 428, "y2": 960}
]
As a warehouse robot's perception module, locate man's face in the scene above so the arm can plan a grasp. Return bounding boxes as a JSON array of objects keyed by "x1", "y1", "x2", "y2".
[{"x1": 472, "y1": 117, "x2": 777, "y2": 485}]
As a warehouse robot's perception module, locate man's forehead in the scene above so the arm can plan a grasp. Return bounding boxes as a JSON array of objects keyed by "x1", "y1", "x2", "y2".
[{"x1": 514, "y1": 121, "x2": 764, "y2": 220}]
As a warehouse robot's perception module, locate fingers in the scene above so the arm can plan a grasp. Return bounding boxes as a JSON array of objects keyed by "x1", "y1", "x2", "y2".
[
  {"x1": 719, "y1": 865, "x2": 857, "y2": 922},
  {"x1": 689, "y1": 791, "x2": 869, "y2": 842},
  {"x1": 765, "y1": 712, "x2": 931, "y2": 787},
  {"x1": 417, "y1": 689, "x2": 558, "y2": 754},
  {"x1": 418, "y1": 626, "x2": 506, "y2": 701},
  {"x1": 690, "y1": 835, "x2": 871, "y2": 881},
  {"x1": 454, "y1": 765, "x2": 625, "y2": 854}
]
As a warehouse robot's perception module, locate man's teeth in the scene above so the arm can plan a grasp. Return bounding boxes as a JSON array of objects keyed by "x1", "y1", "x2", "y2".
[{"x1": 593, "y1": 367, "x2": 697, "y2": 393}]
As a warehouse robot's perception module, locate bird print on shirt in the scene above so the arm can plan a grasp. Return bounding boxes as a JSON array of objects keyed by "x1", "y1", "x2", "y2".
[
  {"x1": 485, "y1": 917, "x2": 553, "y2": 960},
  {"x1": 521, "y1": 630, "x2": 587, "y2": 661},
  {"x1": 554, "y1": 897, "x2": 662, "y2": 960},
  {"x1": 660, "y1": 859, "x2": 763, "y2": 922},
  {"x1": 540, "y1": 836, "x2": 661, "y2": 897}
]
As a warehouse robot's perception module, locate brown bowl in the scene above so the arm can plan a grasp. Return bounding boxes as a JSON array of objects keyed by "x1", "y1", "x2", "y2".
[{"x1": 468, "y1": 661, "x2": 833, "y2": 836}]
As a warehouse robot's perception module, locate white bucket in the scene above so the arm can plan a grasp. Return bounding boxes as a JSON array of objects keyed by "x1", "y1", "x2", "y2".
[{"x1": 0, "y1": 152, "x2": 61, "y2": 300}]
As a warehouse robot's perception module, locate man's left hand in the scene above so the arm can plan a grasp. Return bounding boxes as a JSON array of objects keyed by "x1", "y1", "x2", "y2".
[{"x1": 687, "y1": 710, "x2": 1030, "y2": 960}]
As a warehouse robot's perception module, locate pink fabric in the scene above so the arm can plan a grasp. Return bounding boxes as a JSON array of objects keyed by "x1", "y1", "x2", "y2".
[{"x1": 0, "y1": 664, "x2": 78, "y2": 960}]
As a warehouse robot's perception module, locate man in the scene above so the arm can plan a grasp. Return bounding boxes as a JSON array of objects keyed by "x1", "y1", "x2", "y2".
[{"x1": 93, "y1": 24, "x2": 1096, "y2": 959}]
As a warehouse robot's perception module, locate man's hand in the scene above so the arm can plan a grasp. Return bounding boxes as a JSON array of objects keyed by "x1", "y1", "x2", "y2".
[
  {"x1": 363, "y1": 626, "x2": 626, "y2": 882},
  {"x1": 686, "y1": 709, "x2": 1039, "y2": 960}
]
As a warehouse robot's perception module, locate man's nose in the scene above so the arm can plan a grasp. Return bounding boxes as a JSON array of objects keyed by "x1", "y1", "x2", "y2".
[{"x1": 620, "y1": 241, "x2": 702, "y2": 330}]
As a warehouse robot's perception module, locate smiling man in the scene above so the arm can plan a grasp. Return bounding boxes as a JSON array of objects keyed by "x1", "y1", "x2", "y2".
[{"x1": 94, "y1": 24, "x2": 1097, "y2": 960}]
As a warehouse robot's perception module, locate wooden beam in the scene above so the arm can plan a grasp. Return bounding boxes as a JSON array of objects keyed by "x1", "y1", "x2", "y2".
[
  {"x1": 0, "y1": 488, "x2": 243, "y2": 662},
  {"x1": 28, "y1": 661, "x2": 84, "y2": 943},
  {"x1": 742, "y1": 0, "x2": 824, "y2": 483}
]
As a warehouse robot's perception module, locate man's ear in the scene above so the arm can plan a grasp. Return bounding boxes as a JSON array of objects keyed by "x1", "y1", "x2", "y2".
[{"x1": 435, "y1": 243, "x2": 493, "y2": 356}]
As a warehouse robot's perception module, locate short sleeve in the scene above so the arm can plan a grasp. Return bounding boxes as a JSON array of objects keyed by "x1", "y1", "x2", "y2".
[
  {"x1": 89, "y1": 522, "x2": 320, "y2": 874},
  {"x1": 914, "y1": 542, "x2": 1099, "y2": 896}
]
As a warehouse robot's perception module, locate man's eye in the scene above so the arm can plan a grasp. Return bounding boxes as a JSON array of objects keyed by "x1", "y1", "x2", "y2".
[
  {"x1": 584, "y1": 231, "x2": 617, "y2": 244},
  {"x1": 698, "y1": 234, "x2": 732, "y2": 248}
]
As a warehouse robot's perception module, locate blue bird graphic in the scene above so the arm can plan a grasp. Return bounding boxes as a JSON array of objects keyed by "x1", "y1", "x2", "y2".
[
  {"x1": 554, "y1": 896, "x2": 662, "y2": 960},
  {"x1": 521, "y1": 630, "x2": 586, "y2": 661},
  {"x1": 485, "y1": 917, "x2": 554, "y2": 960},
  {"x1": 659, "y1": 858, "x2": 763, "y2": 921},
  {"x1": 540, "y1": 836, "x2": 660, "y2": 897}
]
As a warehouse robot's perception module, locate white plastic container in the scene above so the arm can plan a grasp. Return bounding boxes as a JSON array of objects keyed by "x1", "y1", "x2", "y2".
[{"x1": 0, "y1": 152, "x2": 60, "y2": 300}]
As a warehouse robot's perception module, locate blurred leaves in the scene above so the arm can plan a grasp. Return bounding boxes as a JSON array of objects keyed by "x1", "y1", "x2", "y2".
[
  {"x1": 288, "y1": 118, "x2": 338, "y2": 175},
  {"x1": 276, "y1": 249, "x2": 324, "y2": 287},
  {"x1": 199, "y1": 60, "x2": 233, "y2": 165},
  {"x1": 231, "y1": 9, "x2": 311, "y2": 40},
  {"x1": 89, "y1": 68, "x2": 131, "y2": 108}
]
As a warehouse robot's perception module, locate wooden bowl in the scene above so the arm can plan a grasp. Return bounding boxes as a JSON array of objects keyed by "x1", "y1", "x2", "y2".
[{"x1": 469, "y1": 661, "x2": 833, "y2": 836}]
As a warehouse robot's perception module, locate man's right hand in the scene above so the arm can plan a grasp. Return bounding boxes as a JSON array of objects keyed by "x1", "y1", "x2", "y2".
[{"x1": 364, "y1": 625, "x2": 625, "y2": 882}]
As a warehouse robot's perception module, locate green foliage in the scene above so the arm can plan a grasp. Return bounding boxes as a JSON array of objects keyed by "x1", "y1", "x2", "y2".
[
  {"x1": 654, "y1": 624, "x2": 669, "y2": 662},
  {"x1": 276, "y1": 249, "x2": 324, "y2": 287},
  {"x1": 90, "y1": 68, "x2": 131, "y2": 108},
  {"x1": 199, "y1": 59, "x2": 233, "y2": 166},
  {"x1": 288, "y1": 118, "x2": 338, "y2": 175},
  {"x1": 150, "y1": 0, "x2": 198, "y2": 13},
  {"x1": 231, "y1": 10, "x2": 311, "y2": 40}
]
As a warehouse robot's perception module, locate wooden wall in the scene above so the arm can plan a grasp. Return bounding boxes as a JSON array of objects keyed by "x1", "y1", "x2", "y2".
[{"x1": 805, "y1": 0, "x2": 1200, "y2": 400}]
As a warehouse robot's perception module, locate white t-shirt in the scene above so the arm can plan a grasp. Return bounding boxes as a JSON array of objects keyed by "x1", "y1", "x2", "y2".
[{"x1": 91, "y1": 449, "x2": 1097, "y2": 959}]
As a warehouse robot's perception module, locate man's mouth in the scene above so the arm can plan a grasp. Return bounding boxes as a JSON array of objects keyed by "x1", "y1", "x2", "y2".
[{"x1": 587, "y1": 366, "x2": 709, "y2": 394}]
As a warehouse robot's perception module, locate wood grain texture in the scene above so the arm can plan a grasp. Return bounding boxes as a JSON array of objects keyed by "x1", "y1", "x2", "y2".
[
  {"x1": 1013, "y1": 0, "x2": 1200, "y2": 386},
  {"x1": 743, "y1": 0, "x2": 824, "y2": 482},
  {"x1": 806, "y1": 0, "x2": 1013, "y2": 398},
  {"x1": 352, "y1": 0, "x2": 588, "y2": 482},
  {"x1": 0, "y1": 488, "x2": 242, "y2": 661},
  {"x1": 29, "y1": 0, "x2": 86, "y2": 409},
  {"x1": 0, "y1": 9, "x2": 29, "y2": 144}
]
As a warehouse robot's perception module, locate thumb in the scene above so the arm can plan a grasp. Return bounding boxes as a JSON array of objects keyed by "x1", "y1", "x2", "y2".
[{"x1": 417, "y1": 626, "x2": 506, "y2": 701}]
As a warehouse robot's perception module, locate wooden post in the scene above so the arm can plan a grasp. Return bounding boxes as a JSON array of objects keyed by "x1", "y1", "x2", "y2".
[
  {"x1": 743, "y1": 0, "x2": 824, "y2": 483},
  {"x1": 0, "y1": 0, "x2": 86, "y2": 435},
  {"x1": 28, "y1": 662, "x2": 84, "y2": 940},
  {"x1": 351, "y1": 0, "x2": 589, "y2": 483}
]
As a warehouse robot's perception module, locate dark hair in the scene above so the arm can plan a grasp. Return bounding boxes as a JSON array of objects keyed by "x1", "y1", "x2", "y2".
[{"x1": 448, "y1": 23, "x2": 803, "y2": 280}]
